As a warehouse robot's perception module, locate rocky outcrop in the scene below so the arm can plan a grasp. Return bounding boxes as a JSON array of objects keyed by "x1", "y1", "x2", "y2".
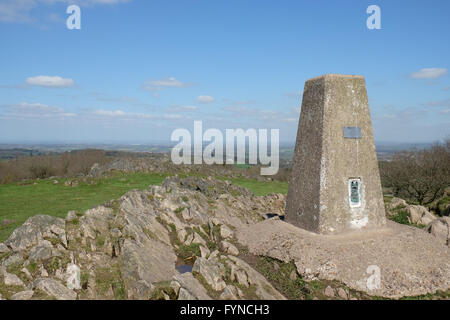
[
  {"x1": 32, "y1": 278, "x2": 77, "y2": 300},
  {"x1": 1, "y1": 176, "x2": 447, "y2": 300},
  {"x1": 4, "y1": 215, "x2": 66, "y2": 252},
  {"x1": 426, "y1": 217, "x2": 450, "y2": 247},
  {"x1": 406, "y1": 205, "x2": 436, "y2": 225},
  {"x1": 0, "y1": 176, "x2": 286, "y2": 300}
]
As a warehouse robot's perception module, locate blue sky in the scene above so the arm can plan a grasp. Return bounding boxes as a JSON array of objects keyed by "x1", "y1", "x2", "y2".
[{"x1": 0, "y1": 0, "x2": 449, "y2": 143}]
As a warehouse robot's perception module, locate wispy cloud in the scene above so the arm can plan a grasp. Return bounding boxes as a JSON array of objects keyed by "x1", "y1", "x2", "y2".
[
  {"x1": 26, "y1": 75, "x2": 75, "y2": 88},
  {"x1": 0, "y1": 0, "x2": 132, "y2": 23},
  {"x1": 222, "y1": 105, "x2": 300, "y2": 123},
  {"x1": 197, "y1": 95, "x2": 215, "y2": 103},
  {"x1": 410, "y1": 68, "x2": 448, "y2": 79},
  {"x1": 0, "y1": 102, "x2": 76, "y2": 119},
  {"x1": 166, "y1": 105, "x2": 198, "y2": 112},
  {"x1": 421, "y1": 98, "x2": 450, "y2": 107},
  {"x1": 143, "y1": 77, "x2": 191, "y2": 92}
]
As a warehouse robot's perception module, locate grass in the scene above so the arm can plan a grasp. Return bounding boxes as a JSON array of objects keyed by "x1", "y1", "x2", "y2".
[
  {"x1": 254, "y1": 256, "x2": 306, "y2": 300},
  {"x1": 0, "y1": 172, "x2": 167, "y2": 242},
  {"x1": 95, "y1": 264, "x2": 126, "y2": 300},
  {"x1": 225, "y1": 177, "x2": 288, "y2": 196},
  {"x1": 0, "y1": 171, "x2": 288, "y2": 242}
]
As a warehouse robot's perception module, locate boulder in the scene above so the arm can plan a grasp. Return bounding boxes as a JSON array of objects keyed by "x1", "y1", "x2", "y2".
[
  {"x1": 3, "y1": 271, "x2": 25, "y2": 287},
  {"x1": 337, "y1": 287, "x2": 348, "y2": 299},
  {"x1": 32, "y1": 278, "x2": 77, "y2": 300},
  {"x1": 120, "y1": 238, "x2": 176, "y2": 298},
  {"x1": 325, "y1": 286, "x2": 335, "y2": 297},
  {"x1": 11, "y1": 290, "x2": 34, "y2": 300},
  {"x1": 426, "y1": 217, "x2": 449, "y2": 247},
  {"x1": 388, "y1": 197, "x2": 407, "y2": 210},
  {"x1": 2, "y1": 253, "x2": 24, "y2": 268},
  {"x1": 406, "y1": 205, "x2": 436, "y2": 225},
  {"x1": 220, "y1": 225, "x2": 234, "y2": 239},
  {"x1": 220, "y1": 241, "x2": 239, "y2": 256},
  {"x1": 0, "y1": 243, "x2": 9, "y2": 254},
  {"x1": 220, "y1": 285, "x2": 238, "y2": 300},
  {"x1": 227, "y1": 256, "x2": 286, "y2": 300},
  {"x1": 66, "y1": 263, "x2": 81, "y2": 290},
  {"x1": 28, "y1": 242, "x2": 55, "y2": 263},
  {"x1": 173, "y1": 272, "x2": 211, "y2": 300},
  {"x1": 79, "y1": 206, "x2": 114, "y2": 240},
  {"x1": 192, "y1": 257, "x2": 226, "y2": 291},
  {"x1": 66, "y1": 210, "x2": 78, "y2": 222},
  {"x1": 4, "y1": 215, "x2": 65, "y2": 252}
]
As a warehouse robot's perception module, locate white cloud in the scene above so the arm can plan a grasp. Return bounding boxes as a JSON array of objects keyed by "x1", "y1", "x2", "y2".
[
  {"x1": 197, "y1": 95, "x2": 215, "y2": 103},
  {"x1": 410, "y1": 68, "x2": 448, "y2": 79},
  {"x1": 143, "y1": 77, "x2": 191, "y2": 91},
  {"x1": 92, "y1": 109, "x2": 184, "y2": 120},
  {"x1": 0, "y1": 102, "x2": 76, "y2": 119},
  {"x1": 26, "y1": 75, "x2": 75, "y2": 88},
  {"x1": 167, "y1": 105, "x2": 198, "y2": 112},
  {"x1": 421, "y1": 98, "x2": 450, "y2": 107},
  {"x1": 94, "y1": 109, "x2": 127, "y2": 117}
]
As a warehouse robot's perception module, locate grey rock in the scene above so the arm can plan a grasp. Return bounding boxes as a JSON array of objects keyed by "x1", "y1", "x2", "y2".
[
  {"x1": 173, "y1": 272, "x2": 211, "y2": 300},
  {"x1": 220, "y1": 225, "x2": 234, "y2": 239},
  {"x1": 11, "y1": 290, "x2": 34, "y2": 300},
  {"x1": 193, "y1": 257, "x2": 226, "y2": 291},
  {"x1": 388, "y1": 197, "x2": 408, "y2": 210},
  {"x1": 426, "y1": 217, "x2": 449, "y2": 247},
  {"x1": 325, "y1": 286, "x2": 335, "y2": 297},
  {"x1": 79, "y1": 206, "x2": 114, "y2": 240},
  {"x1": 66, "y1": 264, "x2": 81, "y2": 290},
  {"x1": 66, "y1": 210, "x2": 78, "y2": 222},
  {"x1": 178, "y1": 287, "x2": 196, "y2": 300},
  {"x1": 220, "y1": 285, "x2": 238, "y2": 300},
  {"x1": 120, "y1": 238, "x2": 176, "y2": 298},
  {"x1": 337, "y1": 288, "x2": 348, "y2": 299},
  {"x1": 406, "y1": 205, "x2": 436, "y2": 225},
  {"x1": 199, "y1": 246, "x2": 210, "y2": 258},
  {"x1": 2, "y1": 253, "x2": 24, "y2": 268},
  {"x1": 32, "y1": 278, "x2": 77, "y2": 300},
  {"x1": 0, "y1": 242, "x2": 9, "y2": 254},
  {"x1": 227, "y1": 256, "x2": 286, "y2": 300},
  {"x1": 28, "y1": 244, "x2": 53, "y2": 262},
  {"x1": 220, "y1": 241, "x2": 239, "y2": 256},
  {"x1": 3, "y1": 270, "x2": 25, "y2": 287},
  {"x1": 4, "y1": 215, "x2": 65, "y2": 252}
]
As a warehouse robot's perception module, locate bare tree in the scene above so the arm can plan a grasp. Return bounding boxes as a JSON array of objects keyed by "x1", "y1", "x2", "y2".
[{"x1": 380, "y1": 138, "x2": 450, "y2": 206}]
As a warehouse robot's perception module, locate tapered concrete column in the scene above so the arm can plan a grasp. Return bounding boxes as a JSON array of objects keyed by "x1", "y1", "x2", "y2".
[{"x1": 285, "y1": 74, "x2": 386, "y2": 234}]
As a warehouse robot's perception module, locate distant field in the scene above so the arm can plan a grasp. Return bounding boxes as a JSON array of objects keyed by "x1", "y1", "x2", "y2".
[{"x1": 0, "y1": 172, "x2": 288, "y2": 242}]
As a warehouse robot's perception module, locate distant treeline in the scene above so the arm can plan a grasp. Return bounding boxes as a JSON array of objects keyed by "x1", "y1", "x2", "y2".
[
  {"x1": 0, "y1": 149, "x2": 108, "y2": 183},
  {"x1": 0, "y1": 140, "x2": 448, "y2": 213}
]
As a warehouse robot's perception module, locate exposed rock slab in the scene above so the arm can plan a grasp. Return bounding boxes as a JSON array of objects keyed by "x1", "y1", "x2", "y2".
[
  {"x1": 173, "y1": 272, "x2": 212, "y2": 300},
  {"x1": 4, "y1": 215, "x2": 65, "y2": 252},
  {"x1": 32, "y1": 278, "x2": 77, "y2": 300},
  {"x1": 237, "y1": 219, "x2": 450, "y2": 298}
]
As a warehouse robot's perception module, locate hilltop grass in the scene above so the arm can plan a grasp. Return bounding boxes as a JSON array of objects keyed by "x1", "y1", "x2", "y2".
[
  {"x1": 0, "y1": 172, "x2": 288, "y2": 242},
  {"x1": 0, "y1": 172, "x2": 167, "y2": 242},
  {"x1": 227, "y1": 177, "x2": 288, "y2": 196}
]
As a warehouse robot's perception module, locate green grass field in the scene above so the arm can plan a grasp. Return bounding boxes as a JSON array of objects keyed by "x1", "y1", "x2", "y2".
[{"x1": 0, "y1": 172, "x2": 288, "y2": 242}]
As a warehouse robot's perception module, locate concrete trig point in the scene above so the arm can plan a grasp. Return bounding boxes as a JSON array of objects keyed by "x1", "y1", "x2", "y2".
[{"x1": 286, "y1": 74, "x2": 386, "y2": 234}]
